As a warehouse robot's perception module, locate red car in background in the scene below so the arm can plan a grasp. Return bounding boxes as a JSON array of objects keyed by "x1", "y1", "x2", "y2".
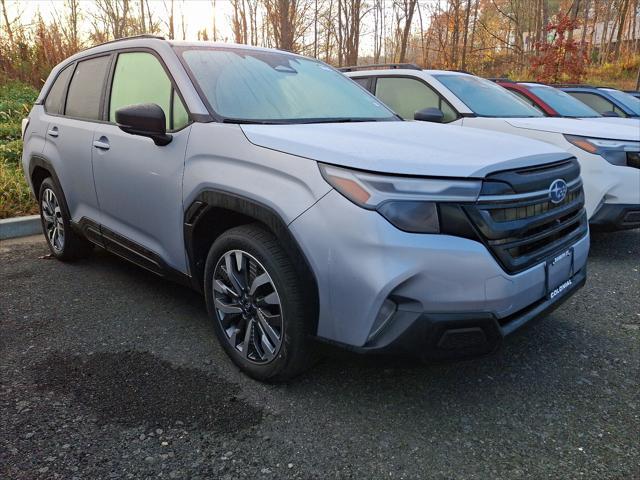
[
  {"x1": 492, "y1": 79, "x2": 639, "y2": 126},
  {"x1": 492, "y1": 79, "x2": 600, "y2": 117}
]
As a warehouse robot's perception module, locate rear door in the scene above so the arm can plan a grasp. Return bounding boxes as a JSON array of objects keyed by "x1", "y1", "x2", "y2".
[
  {"x1": 41, "y1": 55, "x2": 111, "y2": 223},
  {"x1": 92, "y1": 50, "x2": 192, "y2": 272}
]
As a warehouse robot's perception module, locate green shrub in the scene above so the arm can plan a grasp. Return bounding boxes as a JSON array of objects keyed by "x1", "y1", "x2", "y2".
[
  {"x1": 0, "y1": 81, "x2": 38, "y2": 122},
  {"x1": 0, "y1": 81, "x2": 37, "y2": 217},
  {"x1": 0, "y1": 139, "x2": 23, "y2": 165},
  {"x1": 0, "y1": 157, "x2": 36, "y2": 219},
  {"x1": 0, "y1": 122, "x2": 22, "y2": 142}
]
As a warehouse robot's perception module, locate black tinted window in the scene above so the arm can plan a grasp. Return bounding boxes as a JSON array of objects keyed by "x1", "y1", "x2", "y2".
[
  {"x1": 352, "y1": 77, "x2": 371, "y2": 90},
  {"x1": 65, "y1": 55, "x2": 111, "y2": 120},
  {"x1": 44, "y1": 64, "x2": 73, "y2": 114}
]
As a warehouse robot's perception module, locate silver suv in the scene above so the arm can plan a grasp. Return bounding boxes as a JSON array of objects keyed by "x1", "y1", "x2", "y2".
[{"x1": 22, "y1": 36, "x2": 589, "y2": 381}]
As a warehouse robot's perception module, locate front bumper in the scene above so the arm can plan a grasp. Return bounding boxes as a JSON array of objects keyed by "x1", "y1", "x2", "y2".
[
  {"x1": 354, "y1": 267, "x2": 586, "y2": 360},
  {"x1": 289, "y1": 190, "x2": 590, "y2": 354},
  {"x1": 590, "y1": 203, "x2": 640, "y2": 231}
]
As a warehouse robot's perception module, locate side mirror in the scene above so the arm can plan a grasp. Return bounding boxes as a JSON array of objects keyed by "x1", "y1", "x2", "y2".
[
  {"x1": 601, "y1": 110, "x2": 620, "y2": 117},
  {"x1": 115, "y1": 103, "x2": 172, "y2": 146},
  {"x1": 414, "y1": 107, "x2": 444, "y2": 123}
]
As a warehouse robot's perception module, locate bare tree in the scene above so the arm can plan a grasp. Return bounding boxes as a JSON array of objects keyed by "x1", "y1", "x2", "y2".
[
  {"x1": 396, "y1": 0, "x2": 418, "y2": 63},
  {"x1": 0, "y1": 0, "x2": 14, "y2": 42},
  {"x1": 164, "y1": 0, "x2": 175, "y2": 40},
  {"x1": 93, "y1": 0, "x2": 131, "y2": 39},
  {"x1": 52, "y1": 0, "x2": 82, "y2": 50},
  {"x1": 337, "y1": 0, "x2": 367, "y2": 65},
  {"x1": 263, "y1": 0, "x2": 312, "y2": 52}
]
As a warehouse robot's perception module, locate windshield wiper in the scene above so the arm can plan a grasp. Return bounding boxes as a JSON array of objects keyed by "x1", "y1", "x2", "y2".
[
  {"x1": 222, "y1": 118, "x2": 290, "y2": 125},
  {"x1": 223, "y1": 117, "x2": 394, "y2": 125},
  {"x1": 296, "y1": 117, "x2": 390, "y2": 124}
]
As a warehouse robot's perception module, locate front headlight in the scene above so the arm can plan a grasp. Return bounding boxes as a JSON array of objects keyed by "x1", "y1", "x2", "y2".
[
  {"x1": 564, "y1": 134, "x2": 640, "y2": 167},
  {"x1": 318, "y1": 163, "x2": 481, "y2": 233}
]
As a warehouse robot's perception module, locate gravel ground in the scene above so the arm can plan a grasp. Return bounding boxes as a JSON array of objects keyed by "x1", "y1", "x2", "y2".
[{"x1": 1, "y1": 231, "x2": 638, "y2": 480}]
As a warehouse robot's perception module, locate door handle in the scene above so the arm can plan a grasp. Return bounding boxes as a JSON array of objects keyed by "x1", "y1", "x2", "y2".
[
  {"x1": 92, "y1": 137, "x2": 110, "y2": 150},
  {"x1": 47, "y1": 127, "x2": 59, "y2": 137}
]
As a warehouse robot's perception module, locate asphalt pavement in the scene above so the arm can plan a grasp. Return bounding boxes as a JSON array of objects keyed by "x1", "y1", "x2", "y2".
[{"x1": 1, "y1": 230, "x2": 638, "y2": 479}]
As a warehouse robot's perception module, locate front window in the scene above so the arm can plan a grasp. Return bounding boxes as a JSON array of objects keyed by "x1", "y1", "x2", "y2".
[
  {"x1": 434, "y1": 74, "x2": 543, "y2": 118},
  {"x1": 179, "y1": 47, "x2": 396, "y2": 123},
  {"x1": 109, "y1": 52, "x2": 189, "y2": 131},
  {"x1": 374, "y1": 77, "x2": 458, "y2": 122},
  {"x1": 527, "y1": 85, "x2": 600, "y2": 118},
  {"x1": 601, "y1": 88, "x2": 640, "y2": 116}
]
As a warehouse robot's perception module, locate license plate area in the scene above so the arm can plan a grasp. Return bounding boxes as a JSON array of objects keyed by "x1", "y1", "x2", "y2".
[{"x1": 546, "y1": 249, "x2": 574, "y2": 300}]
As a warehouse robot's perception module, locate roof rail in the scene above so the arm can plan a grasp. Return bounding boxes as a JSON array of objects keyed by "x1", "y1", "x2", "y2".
[
  {"x1": 338, "y1": 63, "x2": 422, "y2": 72},
  {"x1": 86, "y1": 34, "x2": 166, "y2": 51}
]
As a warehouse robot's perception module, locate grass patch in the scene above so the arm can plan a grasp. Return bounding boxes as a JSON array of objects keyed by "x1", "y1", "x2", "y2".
[{"x1": 0, "y1": 81, "x2": 38, "y2": 219}]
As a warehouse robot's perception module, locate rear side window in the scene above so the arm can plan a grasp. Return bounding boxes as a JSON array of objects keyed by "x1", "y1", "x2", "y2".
[
  {"x1": 109, "y1": 52, "x2": 189, "y2": 131},
  {"x1": 567, "y1": 92, "x2": 622, "y2": 116},
  {"x1": 375, "y1": 77, "x2": 458, "y2": 122},
  {"x1": 65, "y1": 55, "x2": 111, "y2": 120},
  {"x1": 44, "y1": 65, "x2": 73, "y2": 115}
]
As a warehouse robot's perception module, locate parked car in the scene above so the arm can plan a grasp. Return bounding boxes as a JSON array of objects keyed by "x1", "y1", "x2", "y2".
[
  {"x1": 557, "y1": 85, "x2": 640, "y2": 118},
  {"x1": 345, "y1": 66, "x2": 640, "y2": 230},
  {"x1": 23, "y1": 38, "x2": 590, "y2": 381},
  {"x1": 624, "y1": 90, "x2": 640, "y2": 100},
  {"x1": 492, "y1": 79, "x2": 639, "y2": 126}
]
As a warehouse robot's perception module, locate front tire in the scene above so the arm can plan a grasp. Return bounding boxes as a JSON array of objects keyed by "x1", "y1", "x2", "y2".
[
  {"x1": 38, "y1": 177, "x2": 93, "y2": 261},
  {"x1": 204, "y1": 224, "x2": 315, "y2": 382}
]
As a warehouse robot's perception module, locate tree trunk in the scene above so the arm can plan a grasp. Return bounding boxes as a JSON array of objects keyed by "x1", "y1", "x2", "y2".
[
  {"x1": 460, "y1": 0, "x2": 472, "y2": 70},
  {"x1": 567, "y1": 0, "x2": 581, "y2": 41},
  {"x1": 0, "y1": 0, "x2": 13, "y2": 43},
  {"x1": 614, "y1": 0, "x2": 629, "y2": 55},
  {"x1": 398, "y1": 0, "x2": 417, "y2": 63}
]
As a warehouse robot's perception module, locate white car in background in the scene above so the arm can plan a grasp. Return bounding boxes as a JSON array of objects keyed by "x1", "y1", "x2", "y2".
[{"x1": 345, "y1": 66, "x2": 640, "y2": 231}]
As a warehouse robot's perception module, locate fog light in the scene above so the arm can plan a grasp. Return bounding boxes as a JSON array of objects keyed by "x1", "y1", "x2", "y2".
[{"x1": 368, "y1": 299, "x2": 397, "y2": 341}]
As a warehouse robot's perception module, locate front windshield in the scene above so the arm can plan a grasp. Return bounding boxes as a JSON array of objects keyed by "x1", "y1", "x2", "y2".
[
  {"x1": 602, "y1": 88, "x2": 640, "y2": 115},
  {"x1": 179, "y1": 47, "x2": 396, "y2": 123},
  {"x1": 434, "y1": 74, "x2": 543, "y2": 117},
  {"x1": 528, "y1": 85, "x2": 600, "y2": 117}
]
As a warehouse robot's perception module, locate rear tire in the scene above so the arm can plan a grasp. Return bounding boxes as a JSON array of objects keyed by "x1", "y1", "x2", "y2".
[
  {"x1": 204, "y1": 224, "x2": 315, "y2": 382},
  {"x1": 38, "y1": 177, "x2": 93, "y2": 261}
]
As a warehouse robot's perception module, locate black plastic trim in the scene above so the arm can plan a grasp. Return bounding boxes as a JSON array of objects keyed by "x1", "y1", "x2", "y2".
[
  {"x1": 183, "y1": 189, "x2": 320, "y2": 325},
  {"x1": 73, "y1": 217, "x2": 192, "y2": 287},
  {"x1": 590, "y1": 203, "x2": 640, "y2": 231}
]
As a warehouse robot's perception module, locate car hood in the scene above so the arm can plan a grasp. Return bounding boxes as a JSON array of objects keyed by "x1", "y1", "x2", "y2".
[
  {"x1": 505, "y1": 117, "x2": 640, "y2": 140},
  {"x1": 583, "y1": 117, "x2": 640, "y2": 127},
  {"x1": 241, "y1": 121, "x2": 571, "y2": 178}
]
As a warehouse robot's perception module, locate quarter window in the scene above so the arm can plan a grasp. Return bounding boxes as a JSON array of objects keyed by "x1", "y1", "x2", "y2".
[
  {"x1": 65, "y1": 55, "x2": 111, "y2": 120},
  {"x1": 44, "y1": 64, "x2": 73, "y2": 115},
  {"x1": 375, "y1": 77, "x2": 458, "y2": 122},
  {"x1": 109, "y1": 52, "x2": 189, "y2": 131},
  {"x1": 352, "y1": 77, "x2": 371, "y2": 91}
]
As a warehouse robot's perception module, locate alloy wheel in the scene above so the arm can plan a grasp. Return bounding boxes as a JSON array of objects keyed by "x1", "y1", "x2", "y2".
[
  {"x1": 41, "y1": 188, "x2": 65, "y2": 253},
  {"x1": 212, "y1": 250, "x2": 283, "y2": 364}
]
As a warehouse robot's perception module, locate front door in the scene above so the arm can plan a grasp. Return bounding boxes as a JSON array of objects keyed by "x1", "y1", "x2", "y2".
[{"x1": 92, "y1": 51, "x2": 192, "y2": 272}]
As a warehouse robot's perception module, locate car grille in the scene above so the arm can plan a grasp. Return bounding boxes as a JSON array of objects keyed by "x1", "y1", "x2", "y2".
[{"x1": 463, "y1": 158, "x2": 588, "y2": 274}]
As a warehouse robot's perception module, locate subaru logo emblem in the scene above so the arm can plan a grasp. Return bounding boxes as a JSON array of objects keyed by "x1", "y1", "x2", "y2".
[{"x1": 549, "y1": 179, "x2": 567, "y2": 204}]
